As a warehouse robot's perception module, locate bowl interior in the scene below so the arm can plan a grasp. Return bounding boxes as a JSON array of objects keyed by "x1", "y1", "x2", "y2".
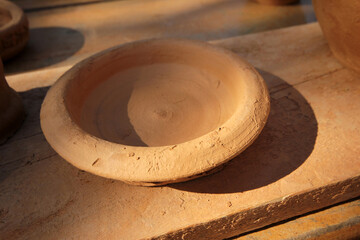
[
  {"x1": 65, "y1": 41, "x2": 245, "y2": 147},
  {"x1": 0, "y1": 8, "x2": 11, "y2": 28}
]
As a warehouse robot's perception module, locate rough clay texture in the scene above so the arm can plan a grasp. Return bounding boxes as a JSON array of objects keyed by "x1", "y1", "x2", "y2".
[
  {"x1": 234, "y1": 198, "x2": 360, "y2": 240},
  {"x1": 313, "y1": 0, "x2": 360, "y2": 74},
  {"x1": 0, "y1": 0, "x2": 29, "y2": 61},
  {"x1": 0, "y1": 59, "x2": 24, "y2": 144},
  {"x1": 1, "y1": 23, "x2": 360, "y2": 239},
  {"x1": 40, "y1": 39, "x2": 270, "y2": 185}
]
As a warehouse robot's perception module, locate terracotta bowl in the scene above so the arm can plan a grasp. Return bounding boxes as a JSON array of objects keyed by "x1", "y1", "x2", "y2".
[
  {"x1": 40, "y1": 39, "x2": 270, "y2": 186},
  {"x1": 0, "y1": 0, "x2": 29, "y2": 61},
  {"x1": 254, "y1": 0, "x2": 299, "y2": 5},
  {"x1": 313, "y1": 0, "x2": 360, "y2": 74},
  {"x1": 0, "y1": 58, "x2": 25, "y2": 144}
]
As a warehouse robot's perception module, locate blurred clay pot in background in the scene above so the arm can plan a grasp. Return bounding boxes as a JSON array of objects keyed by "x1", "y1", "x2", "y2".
[
  {"x1": 254, "y1": 0, "x2": 299, "y2": 5},
  {"x1": 313, "y1": 0, "x2": 360, "y2": 73},
  {"x1": 0, "y1": 59, "x2": 25, "y2": 144},
  {"x1": 0, "y1": 0, "x2": 29, "y2": 61}
]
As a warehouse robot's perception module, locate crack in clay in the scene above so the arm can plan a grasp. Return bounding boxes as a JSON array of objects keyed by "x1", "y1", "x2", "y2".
[
  {"x1": 0, "y1": 153, "x2": 57, "y2": 170},
  {"x1": 179, "y1": 197, "x2": 185, "y2": 209},
  {"x1": 270, "y1": 67, "x2": 345, "y2": 95},
  {"x1": 92, "y1": 158, "x2": 100, "y2": 166},
  {"x1": 0, "y1": 131, "x2": 43, "y2": 146}
]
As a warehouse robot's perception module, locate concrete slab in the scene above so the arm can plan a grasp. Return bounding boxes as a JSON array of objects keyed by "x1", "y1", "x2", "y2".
[{"x1": 1, "y1": 23, "x2": 360, "y2": 240}]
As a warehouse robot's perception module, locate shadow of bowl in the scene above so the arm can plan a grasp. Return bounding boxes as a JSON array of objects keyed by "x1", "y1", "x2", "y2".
[
  {"x1": 170, "y1": 70, "x2": 318, "y2": 194},
  {"x1": 4, "y1": 27, "x2": 84, "y2": 74}
]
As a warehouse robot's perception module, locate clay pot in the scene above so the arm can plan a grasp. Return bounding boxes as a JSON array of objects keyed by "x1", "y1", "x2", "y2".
[
  {"x1": 254, "y1": 0, "x2": 299, "y2": 5},
  {"x1": 313, "y1": 0, "x2": 360, "y2": 74},
  {"x1": 40, "y1": 39, "x2": 270, "y2": 186},
  {"x1": 0, "y1": 0, "x2": 29, "y2": 61},
  {"x1": 0, "y1": 58, "x2": 25, "y2": 144}
]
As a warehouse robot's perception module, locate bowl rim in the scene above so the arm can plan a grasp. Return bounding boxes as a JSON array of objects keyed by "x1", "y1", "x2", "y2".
[
  {"x1": 40, "y1": 38, "x2": 270, "y2": 185},
  {"x1": 0, "y1": 0, "x2": 24, "y2": 32}
]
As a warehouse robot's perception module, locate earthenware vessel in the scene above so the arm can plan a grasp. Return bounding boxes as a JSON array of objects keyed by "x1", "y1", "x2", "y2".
[
  {"x1": 313, "y1": 0, "x2": 360, "y2": 74},
  {"x1": 254, "y1": 0, "x2": 299, "y2": 5},
  {"x1": 40, "y1": 38, "x2": 270, "y2": 186},
  {"x1": 0, "y1": 58, "x2": 25, "y2": 144},
  {"x1": 0, "y1": 0, "x2": 29, "y2": 60}
]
